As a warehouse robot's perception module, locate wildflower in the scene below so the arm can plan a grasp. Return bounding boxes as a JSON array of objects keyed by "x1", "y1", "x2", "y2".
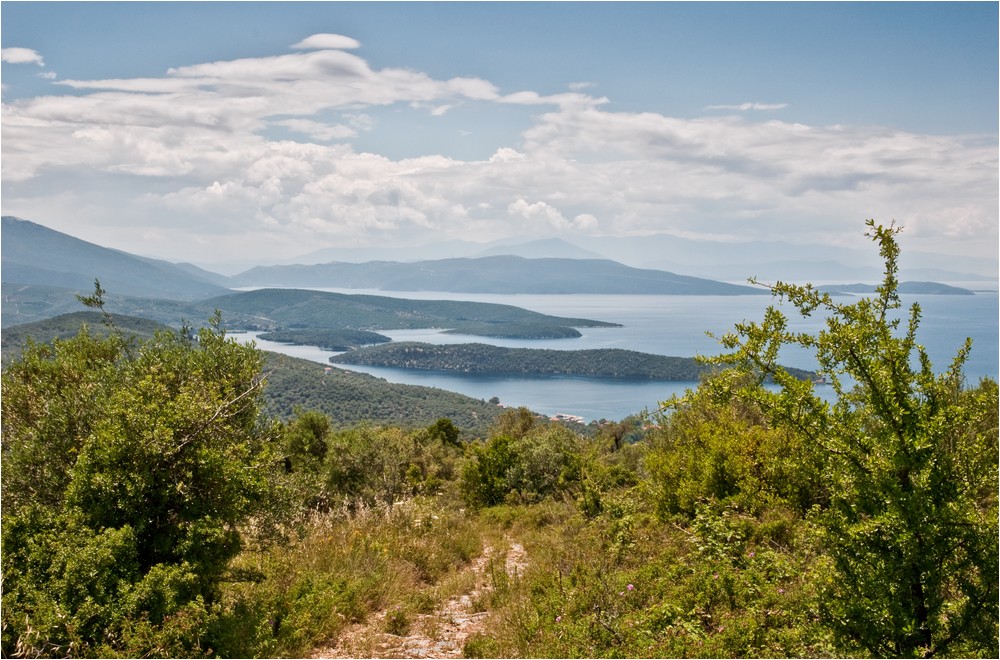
[
  {"x1": 619, "y1": 591, "x2": 625, "y2": 596},
  {"x1": 777, "y1": 587, "x2": 785, "y2": 594},
  {"x1": 748, "y1": 550, "x2": 755, "y2": 558},
  {"x1": 556, "y1": 615, "x2": 562, "y2": 623},
  {"x1": 713, "y1": 572, "x2": 719, "y2": 580},
  {"x1": 627, "y1": 583, "x2": 634, "y2": 591}
]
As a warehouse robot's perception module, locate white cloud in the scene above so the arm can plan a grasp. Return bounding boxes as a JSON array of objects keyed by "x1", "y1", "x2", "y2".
[
  {"x1": 1, "y1": 47, "x2": 44, "y2": 65},
  {"x1": 706, "y1": 102, "x2": 789, "y2": 111},
  {"x1": 1, "y1": 36, "x2": 994, "y2": 265},
  {"x1": 499, "y1": 90, "x2": 608, "y2": 109},
  {"x1": 275, "y1": 118, "x2": 359, "y2": 141},
  {"x1": 291, "y1": 33, "x2": 362, "y2": 50}
]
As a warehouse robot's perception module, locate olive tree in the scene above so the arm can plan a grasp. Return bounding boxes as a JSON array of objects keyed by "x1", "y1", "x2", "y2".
[{"x1": 708, "y1": 221, "x2": 998, "y2": 657}]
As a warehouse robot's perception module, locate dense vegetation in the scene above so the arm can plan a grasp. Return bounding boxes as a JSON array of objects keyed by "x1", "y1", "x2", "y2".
[
  {"x1": 0, "y1": 312, "x2": 517, "y2": 437},
  {"x1": 0, "y1": 282, "x2": 616, "y2": 340},
  {"x1": 257, "y1": 327, "x2": 392, "y2": 350},
  {"x1": 201, "y1": 288, "x2": 617, "y2": 337},
  {"x1": 0, "y1": 311, "x2": 171, "y2": 365},
  {"x1": 2, "y1": 224, "x2": 996, "y2": 658},
  {"x1": 261, "y1": 352, "x2": 504, "y2": 437},
  {"x1": 331, "y1": 341, "x2": 816, "y2": 381}
]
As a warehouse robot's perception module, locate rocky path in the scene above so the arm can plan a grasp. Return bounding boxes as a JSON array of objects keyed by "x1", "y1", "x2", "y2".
[{"x1": 312, "y1": 540, "x2": 527, "y2": 659}]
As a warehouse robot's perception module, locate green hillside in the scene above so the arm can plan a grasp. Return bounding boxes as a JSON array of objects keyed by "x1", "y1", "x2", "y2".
[
  {"x1": 331, "y1": 342, "x2": 703, "y2": 380},
  {"x1": 200, "y1": 288, "x2": 619, "y2": 337},
  {"x1": 0, "y1": 311, "x2": 172, "y2": 365},
  {"x1": 261, "y1": 352, "x2": 503, "y2": 435},
  {"x1": 0, "y1": 311, "x2": 505, "y2": 435},
  {"x1": 1, "y1": 283, "x2": 616, "y2": 339}
]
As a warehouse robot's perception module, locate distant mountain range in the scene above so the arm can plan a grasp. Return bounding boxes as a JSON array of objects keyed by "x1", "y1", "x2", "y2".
[
  {"x1": 821, "y1": 282, "x2": 975, "y2": 296},
  {"x1": 1, "y1": 217, "x2": 987, "y2": 313},
  {"x1": 273, "y1": 234, "x2": 996, "y2": 284},
  {"x1": 1, "y1": 216, "x2": 228, "y2": 300},
  {"x1": 232, "y1": 256, "x2": 768, "y2": 295}
]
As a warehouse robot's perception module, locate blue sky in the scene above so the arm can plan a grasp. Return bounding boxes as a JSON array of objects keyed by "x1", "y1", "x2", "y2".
[{"x1": 2, "y1": 2, "x2": 997, "y2": 266}]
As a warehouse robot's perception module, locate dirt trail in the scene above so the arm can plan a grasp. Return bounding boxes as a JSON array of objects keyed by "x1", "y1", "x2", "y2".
[{"x1": 312, "y1": 540, "x2": 527, "y2": 659}]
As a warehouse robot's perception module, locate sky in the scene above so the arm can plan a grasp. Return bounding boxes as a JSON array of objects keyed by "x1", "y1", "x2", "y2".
[{"x1": 1, "y1": 1, "x2": 998, "y2": 267}]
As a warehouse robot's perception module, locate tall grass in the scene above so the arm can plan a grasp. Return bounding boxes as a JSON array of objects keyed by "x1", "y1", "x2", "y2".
[{"x1": 214, "y1": 495, "x2": 484, "y2": 657}]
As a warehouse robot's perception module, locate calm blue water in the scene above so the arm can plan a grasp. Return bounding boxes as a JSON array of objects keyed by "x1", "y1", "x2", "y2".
[{"x1": 231, "y1": 290, "x2": 998, "y2": 423}]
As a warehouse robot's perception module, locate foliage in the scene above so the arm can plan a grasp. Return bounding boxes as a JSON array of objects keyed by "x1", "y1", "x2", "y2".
[
  {"x1": 261, "y1": 352, "x2": 502, "y2": 436},
  {"x1": 645, "y1": 375, "x2": 827, "y2": 519},
  {"x1": 1, "y1": 281, "x2": 615, "y2": 339},
  {"x1": 258, "y1": 327, "x2": 391, "y2": 350},
  {"x1": 0, "y1": 311, "x2": 171, "y2": 365},
  {"x1": 201, "y1": 287, "x2": 616, "y2": 335},
  {"x1": 3, "y1": 224, "x2": 996, "y2": 659},
  {"x1": 332, "y1": 341, "x2": 817, "y2": 381},
  {"x1": 707, "y1": 220, "x2": 999, "y2": 657},
  {"x1": 1, "y1": 293, "x2": 284, "y2": 657},
  {"x1": 460, "y1": 409, "x2": 587, "y2": 508}
]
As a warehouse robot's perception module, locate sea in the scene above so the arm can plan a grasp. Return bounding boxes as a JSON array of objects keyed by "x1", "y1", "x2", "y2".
[{"x1": 230, "y1": 288, "x2": 999, "y2": 423}]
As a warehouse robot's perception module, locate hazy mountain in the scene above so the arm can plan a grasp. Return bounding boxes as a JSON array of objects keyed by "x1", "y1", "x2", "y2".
[
  {"x1": 472, "y1": 238, "x2": 605, "y2": 260},
  {"x1": 821, "y1": 282, "x2": 975, "y2": 296},
  {"x1": 233, "y1": 255, "x2": 767, "y2": 295},
  {"x1": 287, "y1": 239, "x2": 490, "y2": 265},
  {"x1": 1, "y1": 216, "x2": 231, "y2": 300},
  {"x1": 568, "y1": 234, "x2": 997, "y2": 283},
  {"x1": 271, "y1": 232, "x2": 996, "y2": 284},
  {"x1": 164, "y1": 261, "x2": 235, "y2": 288}
]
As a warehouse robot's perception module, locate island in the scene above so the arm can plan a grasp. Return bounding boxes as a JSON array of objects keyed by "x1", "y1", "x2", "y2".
[{"x1": 329, "y1": 341, "x2": 817, "y2": 381}]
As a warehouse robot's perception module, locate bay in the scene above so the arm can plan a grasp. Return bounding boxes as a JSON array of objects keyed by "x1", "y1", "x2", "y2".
[{"x1": 231, "y1": 289, "x2": 998, "y2": 423}]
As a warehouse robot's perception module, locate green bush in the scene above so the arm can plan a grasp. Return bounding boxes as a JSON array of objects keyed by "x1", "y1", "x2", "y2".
[{"x1": 1, "y1": 302, "x2": 284, "y2": 657}]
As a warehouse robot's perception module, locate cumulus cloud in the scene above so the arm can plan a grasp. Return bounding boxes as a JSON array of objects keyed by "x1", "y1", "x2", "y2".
[
  {"x1": 291, "y1": 33, "x2": 362, "y2": 50},
  {"x1": 1, "y1": 47, "x2": 45, "y2": 65},
  {"x1": 706, "y1": 102, "x2": 789, "y2": 111},
  {"x1": 0, "y1": 35, "x2": 995, "y2": 264},
  {"x1": 275, "y1": 118, "x2": 360, "y2": 141}
]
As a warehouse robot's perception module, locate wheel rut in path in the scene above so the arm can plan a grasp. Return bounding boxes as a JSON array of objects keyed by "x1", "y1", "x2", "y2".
[{"x1": 312, "y1": 539, "x2": 527, "y2": 659}]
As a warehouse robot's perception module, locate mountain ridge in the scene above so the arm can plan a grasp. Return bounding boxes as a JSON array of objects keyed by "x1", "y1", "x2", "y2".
[
  {"x1": 233, "y1": 255, "x2": 768, "y2": 295},
  {"x1": 1, "y1": 216, "x2": 230, "y2": 300}
]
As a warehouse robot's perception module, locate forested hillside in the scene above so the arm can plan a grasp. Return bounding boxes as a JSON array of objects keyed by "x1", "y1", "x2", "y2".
[
  {"x1": 0, "y1": 312, "x2": 508, "y2": 436},
  {"x1": 1, "y1": 282, "x2": 615, "y2": 339},
  {"x1": 2, "y1": 225, "x2": 996, "y2": 659},
  {"x1": 261, "y1": 352, "x2": 504, "y2": 436},
  {"x1": 330, "y1": 341, "x2": 816, "y2": 381}
]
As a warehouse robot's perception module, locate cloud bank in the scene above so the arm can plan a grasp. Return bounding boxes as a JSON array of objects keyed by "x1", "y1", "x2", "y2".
[{"x1": 1, "y1": 34, "x2": 996, "y2": 264}]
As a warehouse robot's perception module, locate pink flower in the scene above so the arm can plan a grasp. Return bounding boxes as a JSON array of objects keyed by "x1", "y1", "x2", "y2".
[
  {"x1": 748, "y1": 551, "x2": 755, "y2": 558},
  {"x1": 777, "y1": 588, "x2": 785, "y2": 594},
  {"x1": 627, "y1": 583, "x2": 634, "y2": 591},
  {"x1": 619, "y1": 591, "x2": 625, "y2": 596},
  {"x1": 556, "y1": 615, "x2": 562, "y2": 623}
]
